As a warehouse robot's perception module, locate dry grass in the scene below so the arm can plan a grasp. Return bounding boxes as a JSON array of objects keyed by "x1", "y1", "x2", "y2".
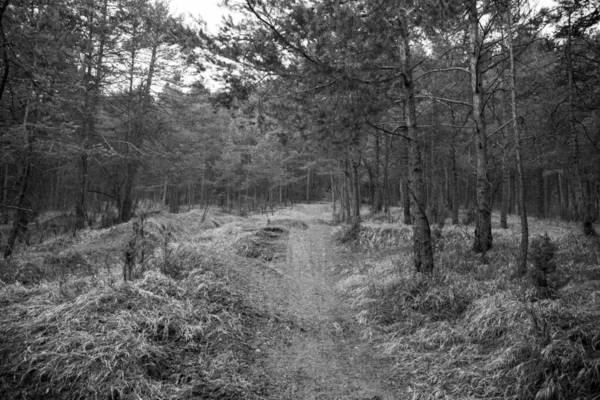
[
  {"x1": 0, "y1": 270, "x2": 267, "y2": 399},
  {"x1": 0, "y1": 207, "x2": 279, "y2": 399},
  {"x1": 336, "y1": 213, "x2": 600, "y2": 399}
]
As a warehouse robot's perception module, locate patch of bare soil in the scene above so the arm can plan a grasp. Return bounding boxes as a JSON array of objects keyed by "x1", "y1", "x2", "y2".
[{"x1": 253, "y1": 204, "x2": 399, "y2": 399}]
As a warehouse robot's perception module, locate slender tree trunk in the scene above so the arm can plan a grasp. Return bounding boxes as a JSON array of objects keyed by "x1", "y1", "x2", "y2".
[
  {"x1": 536, "y1": 167, "x2": 545, "y2": 218},
  {"x1": 468, "y1": 1, "x2": 492, "y2": 253},
  {"x1": 500, "y1": 145, "x2": 509, "y2": 229},
  {"x1": 399, "y1": 14, "x2": 433, "y2": 273},
  {"x1": 331, "y1": 171, "x2": 336, "y2": 214},
  {"x1": 351, "y1": 155, "x2": 361, "y2": 220},
  {"x1": 5, "y1": 76, "x2": 33, "y2": 259},
  {"x1": 383, "y1": 133, "x2": 390, "y2": 213},
  {"x1": 464, "y1": 174, "x2": 471, "y2": 210},
  {"x1": 564, "y1": 13, "x2": 587, "y2": 220},
  {"x1": 451, "y1": 145, "x2": 459, "y2": 225},
  {"x1": 4, "y1": 161, "x2": 30, "y2": 259},
  {"x1": 75, "y1": 153, "x2": 89, "y2": 228},
  {"x1": 508, "y1": 169, "x2": 514, "y2": 214},
  {"x1": 76, "y1": 0, "x2": 108, "y2": 229},
  {"x1": 121, "y1": 39, "x2": 159, "y2": 222},
  {"x1": 402, "y1": 140, "x2": 412, "y2": 224},
  {"x1": 373, "y1": 134, "x2": 383, "y2": 212},
  {"x1": 343, "y1": 158, "x2": 351, "y2": 222},
  {"x1": 557, "y1": 170, "x2": 564, "y2": 215},
  {"x1": 505, "y1": 4, "x2": 528, "y2": 275},
  {"x1": 306, "y1": 168, "x2": 310, "y2": 203},
  {"x1": 2, "y1": 162, "x2": 8, "y2": 223},
  {"x1": 0, "y1": 0, "x2": 11, "y2": 102},
  {"x1": 366, "y1": 163, "x2": 374, "y2": 206}
]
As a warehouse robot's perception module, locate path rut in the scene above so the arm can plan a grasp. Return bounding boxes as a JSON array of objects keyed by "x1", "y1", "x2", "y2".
[{"x1": 261, "y1": 204, "x2": 397, "y2": 400}]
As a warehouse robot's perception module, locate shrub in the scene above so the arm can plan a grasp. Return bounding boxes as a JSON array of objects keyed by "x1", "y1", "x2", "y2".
[
  {"x1": 462, "y1": 208, "x2": 476, "y2": 225},
  {"x1": 529, "y1": 234, "x2": 564, "y2": 298},
  {"x1": 332, "y1": 219, "x2": 361, "y2": 244},
  {"x1": 583, "y1": 216, "x2": 597, "y2": 237}
]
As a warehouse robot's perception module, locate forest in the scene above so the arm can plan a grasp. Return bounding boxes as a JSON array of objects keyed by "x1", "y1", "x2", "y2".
[{"x1": 0, "y1": 0, "x2": 599, "y2": 399}]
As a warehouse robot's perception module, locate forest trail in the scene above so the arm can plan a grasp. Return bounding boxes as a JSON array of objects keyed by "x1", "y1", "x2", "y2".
[{"x1": 259, "y1": 204, "x2": 398, "y2": 400}]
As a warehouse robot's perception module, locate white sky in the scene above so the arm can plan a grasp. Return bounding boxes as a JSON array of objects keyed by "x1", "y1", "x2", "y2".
[{"x1": 169, "y1": 0, "x2": 228, "y2": 33}]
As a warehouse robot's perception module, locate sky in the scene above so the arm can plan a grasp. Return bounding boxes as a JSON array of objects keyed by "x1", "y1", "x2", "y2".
[{"x1": 169, "y1": 0, "x2": 228, "y2": 33}]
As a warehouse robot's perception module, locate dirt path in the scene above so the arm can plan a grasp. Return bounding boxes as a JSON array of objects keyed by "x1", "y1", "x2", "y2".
[{"x1": 260, "y1": 204, "x2": 397, "y2": 400}]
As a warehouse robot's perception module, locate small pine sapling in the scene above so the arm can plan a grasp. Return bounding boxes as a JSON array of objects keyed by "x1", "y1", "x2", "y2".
[
  {"x1": 123, "y1": 221, "x2": 140, "y2": 281},
  {"x1": 334, "y1": 218, "x2": 361, "y2": 244},
  {"x1": 529, "y1": 233, "x2": 558, "y2": 298},
  {"x1": 583, "y1": 216, "x2": 597, "y2": 237},
  {"x1": 462, "y1": 208, "x2": 476, "y2": 225},
  {"x1": 432, "y1": 225, "x2": 444, "y2": 253}
]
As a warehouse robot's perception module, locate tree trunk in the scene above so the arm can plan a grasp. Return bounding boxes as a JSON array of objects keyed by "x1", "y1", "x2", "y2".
[
  {"x1": 0, "y1": 0, "x2": 11, "y2": 102},
  {"x1": 76, "y1": 0, "x2": 108, "y2": 230},
  {"x1": 373, "y1": 134, "x2": 383, "y2": 212},
  {"x1": 331, "y1": 171, "x2": 336, "y2": 214},
  {"x1": 343, "y1": 158, "x2": 351, "y2": 222},
  {"x1": 508, "y1": 169, "x2": 515, "y2": 215},
  {"x1": 120, "y1": 161, "x2": 137, "y2": 222},
  {"x1": 5, "y1": 74, "x2": 33, "y2": 259},
  {"x1": 306, "y1": 168, "x2": 310, "y2": 203},
  {"x1": 536, "y1": 167, "x2": 545, "y2": 218},
  {"x1": 4, "y1": 160, "x2": 30, "y2": 259},
  {"x1": 451, "y1": 145, "x2": 459, "y2": 225},
  {"x1": 505, "y1": 4, "x2": 528, "y2": 276},
  {"x1": 383, "y1": 133, "x2": 390, "y2": 213},
  {"x1": 351, "y1": 154, "x2": 361, "y2": 220},
  {"x1": 468, "y1": 1, "x2": 492, "y2": 253},
  {"x1": 75, "y1": 153, "x2": 89, "y2": 229},
  {"x1": 2, "y1": 162, "x2": 8, "y2": 224},
  {"x1": 500, "y1": 146, "x2": 509, "y2": 229},
  {"x1": 399, "y1": 14, "x2": 433, "y2": 273},
  {"x1": 402, "y1": 140, "x2": 412, "y2": 224}
]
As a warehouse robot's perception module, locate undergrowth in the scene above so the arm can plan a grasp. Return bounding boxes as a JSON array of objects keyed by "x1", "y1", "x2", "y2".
[
  {"x1": 336, "y1": 214, "x2": 600, "y2": 399},
  {"x1": 0, "y1": 207, "x2": 277, "y2": 399}
]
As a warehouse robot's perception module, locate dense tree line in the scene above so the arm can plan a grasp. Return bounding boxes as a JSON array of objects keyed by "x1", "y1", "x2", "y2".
[
  {"x1": 0, "y1": 0, "x2": 326, "y2": 259},
  {"x1": 211, "y1": 0, "x2": 599, "y2": 273},
  {"x1": 1, "y1": 0, "x2": 598, "y2": 272}
]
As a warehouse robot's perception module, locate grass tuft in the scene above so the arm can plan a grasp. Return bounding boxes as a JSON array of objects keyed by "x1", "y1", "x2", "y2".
[
  {"x1": 0, "y1": 207, "x2": 279, "y2": 399},
  {"x1": 335, "y1": 213, "x2": 600, "y2": 399}
]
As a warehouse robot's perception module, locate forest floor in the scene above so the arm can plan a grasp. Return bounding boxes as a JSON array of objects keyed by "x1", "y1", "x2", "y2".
[
  {"x1": 1, "y1": 203, "x2": 599, "y2": 399},
  {"x1": 249, "y1": 203, "x2": 400, "y2": 399}
]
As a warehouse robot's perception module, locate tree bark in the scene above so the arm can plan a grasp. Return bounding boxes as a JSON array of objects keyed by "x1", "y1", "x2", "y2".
[
  {"x1": 373, "y1": 134, "x2": 383, "y2": 212},
  {"x1": 383, "y1": 133, "x2": 391, "y2": 213},
  {"x1": 0, "y1": 0, "x2": 11, "y2": 102},
  {"x1": 350, "y1": 153, "x2": 361, "y2": 220},
  {"x1": 402, "y1": 140, "x2": 412, "y2": 224},
  {"x1": 331, "y1": 171, "x2": 336, "y2": 214},
  {"x1": 536, "y1": 167, "x2": 545, "y2": 218},
  {"x1": 505, "y1": 3, "x2": 528, "y2": 276},
  {"x1": 5, "y1": 71, "x2": 33, "y2": 259},
  {"x1": 2, "y1": 162, "x2": 8, "y2": 224},
  {"x1": 76, "y1": 0, "x2": 108, "y2": 229},
  {"x1": 564, "y1": 11, "x2": 587, "y2": 220},
  {"x1": 343, "y1": 157, "x2": 351, "y2": 222},
  {"x1": 398, "y1": 14, "x2": 433, "y2": 273},
  {"x1": 500, "y1": 146, "x2": 509, "y2": 229},
  {"x1": 306, "y1": 167, "x2": 311, "y2": 202},
  {"x1": 468, "y1": 1, "x2": 493, "y2": 253},
  {"x1": 451, "y1": 144, "x2": 459, "y2": 225}
]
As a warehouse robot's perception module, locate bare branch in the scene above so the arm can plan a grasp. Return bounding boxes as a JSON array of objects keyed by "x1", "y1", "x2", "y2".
[{"x1": 0, "y1": 203, "x2": 33, "y2": 213}]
